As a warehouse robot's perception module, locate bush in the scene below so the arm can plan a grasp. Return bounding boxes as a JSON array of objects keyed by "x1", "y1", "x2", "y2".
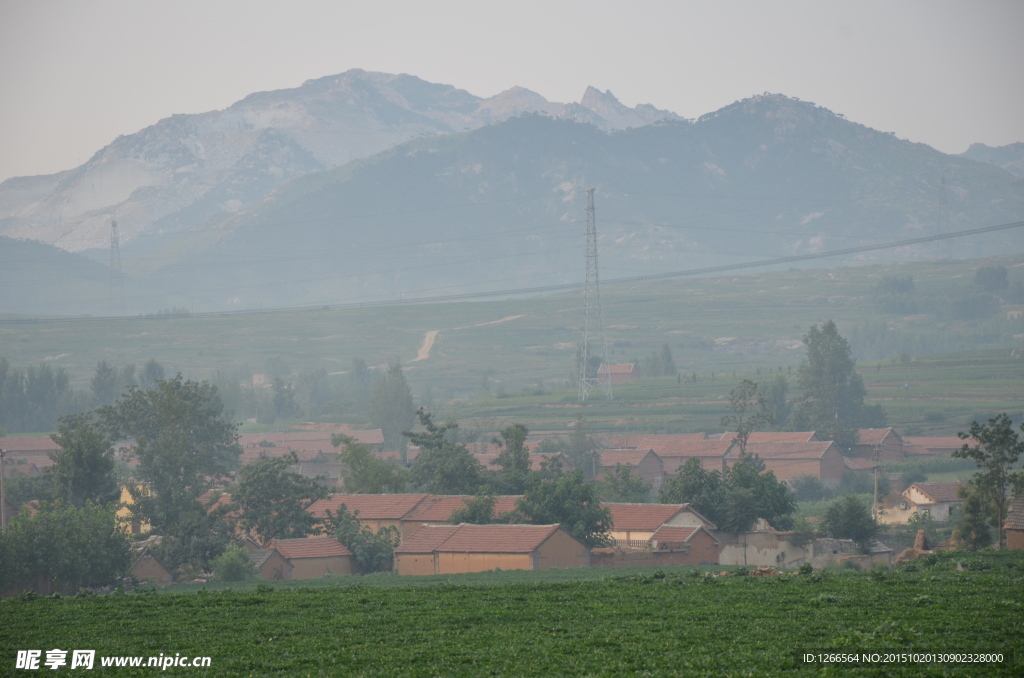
[{"x1": 210, "y1": 545, "x2": 257, "y2": 583}]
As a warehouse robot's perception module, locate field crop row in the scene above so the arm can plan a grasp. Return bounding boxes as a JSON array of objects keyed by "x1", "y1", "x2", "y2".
[{"x1": 4, "y1": 556, "x2": 1023, "y2": 676}]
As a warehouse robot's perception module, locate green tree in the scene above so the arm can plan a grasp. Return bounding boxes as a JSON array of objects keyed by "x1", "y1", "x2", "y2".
[
  {"x1": 406, "y1": 409, "x2": 485, "y2": 495},
  {"x1": 449, "y1": 488, "x2": 508, "y2": 524},
  {"x1": 271, "y1": 377, "x2": 298, "y2": 420},
  {"x1": 566, "y1": 414, "x2": 600, "y2": 478},
  {"x1": 210, "y1": 544, "x2": 257, "y2": 582},
  {"x1": 368, "y1": 360, "x2": 415, "y2": 454},
  {"x1": 975, "y1": 265, "x2": 1008, "y2": 293},
  {"x1": 138, "y1": 358, "x2": 166, "y2": 390},
  {"x1": 326, "y1": 504, "x2": 401, "y2": 573},
  {"x1": 100, "y1": 375, "x2": 241, "y2": 570},
  {"x1": 346, "y1": 358, "x2": 372, "y2": 413},
  {"x1": 332, "y1": 434, "x2": 407, "y2": 494},
  {"x1": 0, "y1": 501, "x2": 132, "y2": 593},
  {"x1": 48, "y1": 413, "x2": 119, "y2": 508},
  {"x1": 599, "y1": 464, "x2": 652, "y2": 503},
  {"x1": 515, "y1": 469, "x2": 612, "y2": 548},
  {"x1": 492, "y1": 424, "x2": 531, "y2": 494},
  {"x1": 823, "y1": 495, "x2": 878, "y2": 552},
  {"x1": 789, "y1": 320, "x2": 885, "y2": 451},
  {"x1": 761, "y1": 375, "x2": 790, "y2": 431},
  {"x1": 91, "y1": 360, "x2": 118, "y2": 407},
  {"x1": 954, "y1": 413, "x2": 1024, "y2": 549},
  {"x1": 952, "y1": 485, "x2": 994, "y2": 550},
  {"x1": 725, "y1": 454, "x2": 796, "y2": 531},
  {"x1": 659, "y1": 457, "x2": 727, "y2": 526},
  {"x1": 721, "y1": 379, "x2": 773, "y2": 455},
  {"x1": 231, "y1": 451, "x2": 328, "y2": 541}
]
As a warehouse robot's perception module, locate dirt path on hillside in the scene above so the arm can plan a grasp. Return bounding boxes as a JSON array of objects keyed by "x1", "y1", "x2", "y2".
[{"x1": 412, "y1": 330, "x2": 440, "y2": 362}]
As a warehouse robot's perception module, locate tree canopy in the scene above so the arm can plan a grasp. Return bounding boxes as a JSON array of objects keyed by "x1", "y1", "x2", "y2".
[
  {"x1": 954, "y1": 413, "x2": 1024, "y2": 549},
  {"x1": 789, "y1": 320, "x2": 885, "y2": 450},
  {"x1": 368, "y1": 360, "x2": 415, "y2": 454},
  {"x1": 48, "y1": 412, "x2": 119, "y2": 508},
  {"x1": 333, "y1": 434, "x2": 408, "y2": 494},
  {"x1": 406, "y1": 409, "x2": 485, "y2": 495},
  {"x1": 230, "y1": 451, "x2": 328, "y2": 541},
  {"x1": 516, "y1": 469, "x2": 612, "y2": 548},
  {"x1": 823, "y1": 495, "x2": 878, "y2": 552}
]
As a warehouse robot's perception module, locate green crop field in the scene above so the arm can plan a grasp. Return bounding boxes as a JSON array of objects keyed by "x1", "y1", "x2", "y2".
[
  {"x1": 3, "y1": 552, "x2": 1023, "y2": 676},
  {"x1": 2, "y1": 253, "x2": 1023, "y2": 437}
]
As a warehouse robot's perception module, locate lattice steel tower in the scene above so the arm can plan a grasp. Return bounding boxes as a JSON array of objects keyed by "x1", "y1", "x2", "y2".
[
  {"x1": 109, "y1": 219, "x2": 124, "y2": 316},
  {"x1": 578, "y1": 188, "x2": 613, "y2": 402}
]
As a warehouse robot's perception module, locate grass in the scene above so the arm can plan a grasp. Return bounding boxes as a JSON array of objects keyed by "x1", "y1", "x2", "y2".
[{"x1": 3, "y1": 551, "x2": 1022, "y2": 676}]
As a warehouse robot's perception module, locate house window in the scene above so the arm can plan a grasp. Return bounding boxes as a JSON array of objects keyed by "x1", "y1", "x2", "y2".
[
  {"x1": 898, "y1": 502, "x2": 908, "y2": 510},
  {"x1": 921, "y1": 509, "x2": 930, "y2": 517}
]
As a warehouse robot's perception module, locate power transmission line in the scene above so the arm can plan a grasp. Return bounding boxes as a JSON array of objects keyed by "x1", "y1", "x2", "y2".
[{"x1": 3, "y1": 218, "x2": 1023, "y2": 324}]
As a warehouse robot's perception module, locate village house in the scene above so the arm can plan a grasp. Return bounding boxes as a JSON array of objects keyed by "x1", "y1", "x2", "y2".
[
  {"x1": 716, "y1": 519, "x2": 813, "y2": 568},
  {"x1": 852, "y1": 428, "x2": 905, "y2": 461},
  {"x1": 239, "y1": 536, "x2": 294, "y2": 580},
  {"x1": 266, "y1": 537, "x2": 355, "y2": 578},
  {"x1": 129, "y1": 545, "x2": 174, "y2": 587},
  {"x1": 657, "y1": 439, "x2": 737, "y2": 475},
  {"x1": 596, "y1": 363, "x2": 640, "y2": 384},
  {"x1": 307, "y1": 494, "x2": 430, "y2": 535},
  {"x1": 647, "y1": 525, "x2": 720, "y2": 563},
  {"x1": 1005, "y1": 495, "x2": 1024, "y2": 550},
  {"x1": 398, "y1": 494, "x2": 522, "y2": 540},
  {"x1": 596, "y1": 449, "x2": 665, "y2": 492},
  {"x1": 394, "y1": 524, "x2": 588, "y2": 575},
  {"x1": 604, "y1": 502, "x2": 717, "y2": 545},
  {"x1": 877, "y1": 482, "x2": 965, "y2": 524},
  {"x1": 901, "y1": 435, "x2": 973, "y2": 457},
  {"x1": 736, "y1": 441, "x2": 845, "y2": 487}
]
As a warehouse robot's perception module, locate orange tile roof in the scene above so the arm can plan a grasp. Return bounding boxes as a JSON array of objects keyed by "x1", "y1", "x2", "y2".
[
  {"x1": 436, "y1": 524, "x2": 563, "y2": 553},
  {"x1": 648, "y1": 525, "x2": 701, "y2": 545},
  {"x1": 267, "y1": 537, "x2": 352, "y2": 559},
  {"x1": 393, "y1": 525, "x2": 462, "y2": 554},
  {"x1": 0, "y1": 436, "x2": 61, "y2": 453},
  {"x1": 604, "y1": 364, "x2": 638, "y2": 374},
  {"x1": 740, "y1": 441, "x2": 839, "y2": 460},
  {"x1": 307, "y1": 494, "x2": 429, "y2": 519},
  {"x1": 604, "y1": 503, "x2": 689, "y2": 531},
  {"x1": 402, "y1": 495, "x2": 522, "y2": 522},
  {"x1": 907, "y1": 482, "x2": 964, "y2": 504},
  {"x1": 856, "y1": 428, "x2": 900, "y2": 445}
]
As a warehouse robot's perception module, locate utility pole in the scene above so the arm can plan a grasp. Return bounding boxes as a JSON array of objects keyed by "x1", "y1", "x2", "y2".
[
  {"x1": 0, "y1": 448, "x2": 6, "y2": 531},
  {"x1": 872, "y1": 443, "x2": 881, "y2": 521},
  {"x1": 578, "y1": 188, "x2": 612, "y2": 402}
]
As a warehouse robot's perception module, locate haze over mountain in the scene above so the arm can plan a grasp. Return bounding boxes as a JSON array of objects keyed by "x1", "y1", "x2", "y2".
[
  {"x1": 0, "y1": 69, "x2": 680, "y2": 254},
  {"x1": 1, "y1": 70, "x2": 1022, "y2": 316}
]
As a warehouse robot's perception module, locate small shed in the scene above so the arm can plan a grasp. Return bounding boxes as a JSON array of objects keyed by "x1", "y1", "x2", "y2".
[
  {"x1": 648, "y1": 525, "x2": 720, "y2": 564},
  {"x1": 267, "y1": 537, "x2": 354, "y2": 578},
  {"x1": 249, "y1": 547, "x2": 293, "y2": 581},
  {"x1": 853, "y1": 428, "x2": 905, "y2": 461},
  {"x1": 394, "y1": 524, "x2": 588, "y2": 575},
  {"x1": 130, "y1": 547, "x2": 174, "y2": 587}
]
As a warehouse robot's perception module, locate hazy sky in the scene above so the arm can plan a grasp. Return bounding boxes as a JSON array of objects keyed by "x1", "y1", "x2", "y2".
[{"x1": 1, "y1": 0, "x2": 1022, "y2": 183}]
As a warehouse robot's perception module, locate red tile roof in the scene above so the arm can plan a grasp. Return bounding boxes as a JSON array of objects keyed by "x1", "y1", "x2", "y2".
[
  {"x1": 402, "y1": 495, "x2": 522, "y2": 522},
  {"x1": 907, "y1": 482, "x2": 964, "y2": 504},
  {"x1": 0, "y1": 436, "x2": 61, "y2": 453},
  {"x1": 438, "y1": 524, "x2": 563, "y2": 553},
  {"x1": 307, "y1": 494, "x2": 429, "y2": 519},
  {"x1": 740, "y1": 441, "x2": 840, "y2": 460},
  {"x1": 604, "y1": 364, "x2": 638, "y2": 374},
  {"x1": 856, "y1": 428, "x2": 901, "y2": 445},
  {"x1": 604, "y1": 503, "x2": 689, "y2": 531},
  {"x1": 648, "y1": 525, "x2": 702, "y2": 545},
  {"x1": 1005, "y1": 495, "x2": 1024, "y2": 531},
  {"x1": 598, "y1": 449, "x2": 659, "y2": 467},
  {"x1": 267, "y1": 537, "x2": 352, "y2": 559},
  {"x1": 393, "y1": 525, "x2": 462, "y2": 554}
]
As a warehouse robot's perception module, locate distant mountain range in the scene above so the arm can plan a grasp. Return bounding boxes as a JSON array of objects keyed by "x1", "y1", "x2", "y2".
[{"x1": 0, "y1": 70, "x2": 1022, "y2": 315}]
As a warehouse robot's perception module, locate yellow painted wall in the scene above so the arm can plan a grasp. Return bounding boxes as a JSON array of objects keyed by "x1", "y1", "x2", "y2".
[
  {"x1": 289, "y1": 556, "x2": 354, "y2": 579},
  {"x1": 116, "y1": 485, "x2": 151, "y2": 534},
  {"x1": 395, "y1": 553, "x2": 437, "y2": 576},
  {"x1": 436, "y1": 552, "x2": 532, "y2": 574}
]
